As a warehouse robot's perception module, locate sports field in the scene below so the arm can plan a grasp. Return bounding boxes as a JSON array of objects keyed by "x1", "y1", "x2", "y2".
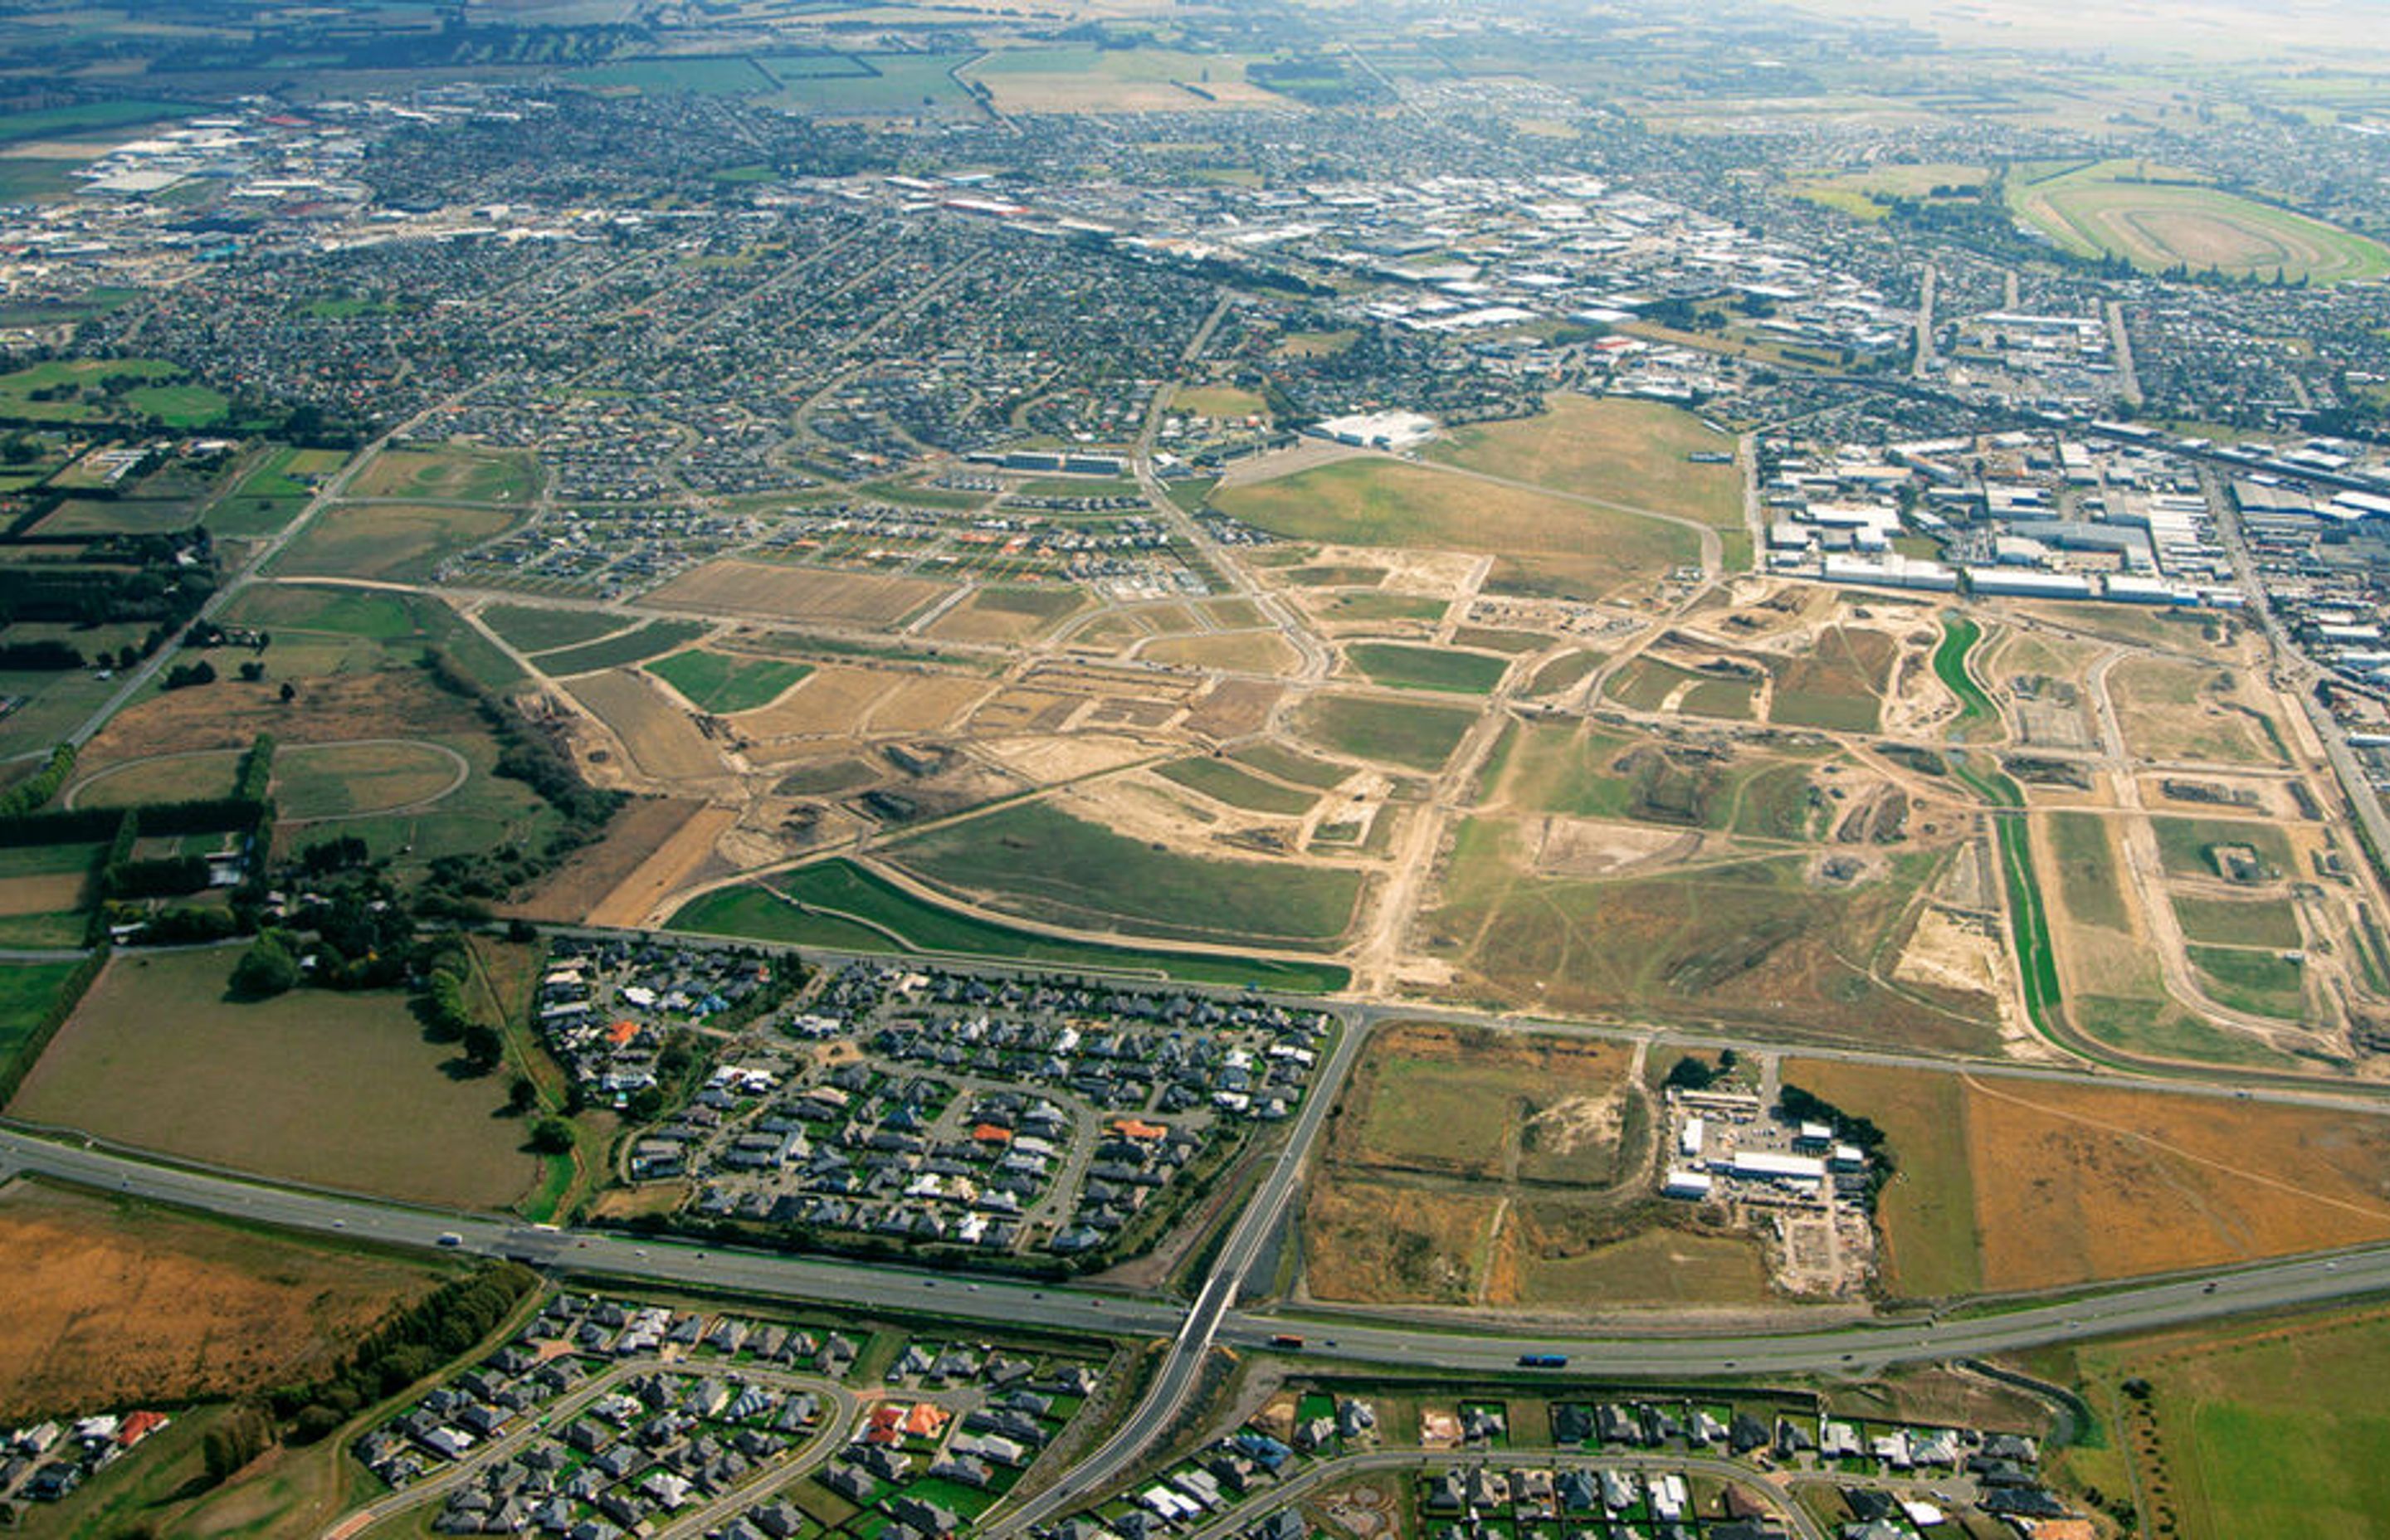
[
  {"x1": 2008, "y1": 160, "x2": 2390, "y2": 283},
  {"x1": 646, "y1": 648, "x2": 814, "y2": 713},
  {"x1": 346, "y1": 445, "x2": 537, "y2": 504}
]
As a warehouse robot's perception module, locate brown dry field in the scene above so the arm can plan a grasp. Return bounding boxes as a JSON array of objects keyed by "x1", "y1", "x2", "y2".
[
  {"x1": 78, "y1": 670, "x2": 481, "y2": 775},
  {"x1": 0, "y1": 1181, "x2": 445, "y2": 1421},
  {"x1": 1140, "y1": 631, "x2": 1303, "y2": 674},
  {"x1": 0, "y1": 872, "x2": 85, "y2": 916},
  {"x1": 1182, "y1": 679, "x2": 1285, "y2": 740},
  {"x1": 1301, "y1": 1177, "x2": 1498, "y2": 1306},
  {"x1": 586, "y1": 805, "x2": 740, "y2": 928},
  {"x1": 563, "y1": 670, "x2": 727, "y2": 782},
  {"x1": 646, "y1": 559, "x2": 950, "y2": 629},
  {"x1": 1962, "y1": 1075, "x2": 2390, "y2": 1290},
  {"x1": 923, "y1": 589, "x2": 1087, "y2": 644},
  {"x1": 871, "y1": 674, "x2": 1000, "y2": 733},
  {"x1": 1486, "y1": 1208, "x2": 1774, "y2": 1310},
  {"x1": 506, "y1": 796, "x2": 709, "y2": 924},
  {"x1": 734, "y1": 665, "x2": 902, "y2": 741},
  {"x1": 1327, "y1": 1020, "x2": 1636, "y2": 1177}
]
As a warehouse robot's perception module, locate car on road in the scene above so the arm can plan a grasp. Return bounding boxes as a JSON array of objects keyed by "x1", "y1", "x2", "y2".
[{"x1": 437, "y1": 1232, "x2": 463, "y2": 1247}]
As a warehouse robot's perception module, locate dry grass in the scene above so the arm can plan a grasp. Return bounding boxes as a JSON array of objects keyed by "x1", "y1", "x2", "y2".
[
  {"x1": 505, "y1": 797, "x2": 710, "y2": 924},
  {"x1": 1301, "y1": 1177, "x2": 1499, "y2": 1306},
  {"x1": 1426, "y1": 394, "x2": 1744, "y2": 529},
  {"x1": 583, "y1": 805, "x2": 740, "y2": 929},
  {"x1": 0, "y1": 1181, "x2": 446, "y2": 1421},
  {"x1": 13, "y1": 948, "x2": 539, "y2": 1209},
  {"x1": 1140, "y1": 631, "x2": 1302, "y2": 673},
  {"x1": 1963, "y1": 1075, "x2": 2390, "y2": 1290}
]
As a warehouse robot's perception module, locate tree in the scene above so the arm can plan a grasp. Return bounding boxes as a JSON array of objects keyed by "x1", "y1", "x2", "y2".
[
  {"x1": 238, "y1": 660, "x2": 266, "y2": 682},
  {"x1": 508, "y1": 1075, "x2": 538, "y2": 1114},
  {"x1": 230, "y1": 931, "x2": 300, "y2": 998},
  {"x1": 461, "y1": 1022, "x2": 503, "y2": 1072},
  {"x1": 529, "y1": 1117, "x2": 575, "y2": 1154},
  {"x1": 279, "y1": 680, "x2": 297, "y2": 704}
]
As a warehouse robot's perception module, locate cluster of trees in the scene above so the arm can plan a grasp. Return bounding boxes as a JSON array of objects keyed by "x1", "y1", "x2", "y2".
[
  {"x1": 163, "y1": 658, "x2": 217, "y2": 690},
  {"x1": 0, "y1": 743, "x2": 74, "y2": 818},
  {"x1": 420, "y1": 932, "x2": 504, "y2": 1073},
  {"x1": 1661, "y1": 1048, "x2": 1740, "y2": 1092},
  {"x1": 266, "y1": 1264, "x2": 540, "y2": 1445},
  {"x1": 0, "y1": 640, "x2": 89, "y2": 670}
]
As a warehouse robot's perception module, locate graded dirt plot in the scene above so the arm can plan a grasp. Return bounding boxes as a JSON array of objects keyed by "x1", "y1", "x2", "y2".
[
  {"x1": 646, "y1": 558, "x2": 950, "y2": 629},
  {"x1": 563, "y1": 669, "x2": 727, "y2": 783},
  {"x1": 2110, "y1": 657, "x2": 2287, "y2": 766},
  {"x1": 1141, "y1": 631, "x2": 1303, "y2": 674},
  {"x1": 923, "y1": 585, "x2": 1086, "y2": 644},
  {"x1": 0, "y1": 1181, "x2": 446, "y2": 1421},
  {"x1": 2009, "y1": 160, "x2": 2390, "y2": 284},
  {"x1": 2069, "y1": 1304, "x2": 2390, "y2": 1540},
  {"x1": 1426, "y1": 394, "x2": 1744, "y2": 528},
  {"x1": 1291, "y1": 693, "x2": 1479, "y2": 773},
  {"x1": 508, "y1": 796, "x2": 712, "y2": 925},
  {"x1": 1181, "y1": 679, "x2": 1285, "y2": 740},
  {"x1": 346, "y1": 444, "x2": 537, "y2": 504},
  {"x1": 646, "y1": 648, "x2": 813, "y2": 714},
  {"x1": 1425, "y1": 829, "x2": 1993, "y2": 1053},
  {"x1": 584, "y1": 804, "x2": 741, "y2": 930},
  {"x1": 13, "y1": 948, "x2": 541, "y2": 1209},
  {"x1": 1328, "y1": 1021, "x2": 1637, "y2": 1182},
  {"x1": 734, "y1": 664, "x2": 906, "y2": 741},
  {"x1": 276, "y1": 501, "x2": 515, "y2": 583},
  {"x1": 874, "y1": 673, "x2": 1001, "y2": 733},
  {"x1": 1212, "y1": 456, "x2": 1696, "y2": 602},
  {"x1": 887, "y1": 797, "x2": 1364, "y2": 948}
]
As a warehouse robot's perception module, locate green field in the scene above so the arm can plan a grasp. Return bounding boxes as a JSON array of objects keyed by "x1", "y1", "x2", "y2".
[
  {"x1": 1229, "y1": 741, "x2": 1351, "y2": 790},
  {"x1": 0, "y1": 358, "x2": 226, "y2": 427},
  {"x1": 347, "y1": 445, "x2": 536, "y2": 504},
  {"x1": 760, "y1": 54, "x2": 978, "y2": 115},
  {"x1": 2152, "y1": 816, "x2": 2295, "y2": 881},
  {"x1": 533, "y1": 621, "x2": 710, "y2": 677},
  {"x1": 0, "y1": 960, "x2": 90, "y2": 1094},
  {"x1": 2173, "y1": 894, "x2": 2302, "y2": 949},
  {"x1": 1344, "y1": 641, "x2": 1509, "y2": 695},
  {"x1": 1293, "y1": 694, "x2": 1478, "y2": 772},
  {"x1": 10, "y1": 948, "x2": 539, "y2": 1207},
  {"x1": 2008, "y1": 159, "x2": 2390, "y2": 284},
  {"x1": 0, "y1": 100, "x2": 193, "y2": 146},
  {"x1": 670, "y1": 860, "x2": 1350, "y2": 992},
  {"x1": 1155, "y1": 756, "x2": 1319, "y2": 816},
  {"x1": 1426, "y1": 394, "x2": 1744, "y2": 529},
  {"x1": 646, "y1": 649, "x2": 813, "y2": 713},
  {"x1": 2066, "y1": 1304, "x2": 2390, "y2": 1540},
  {"x1": 887, "y1": 799, "x2": 1363, "y2": 948},
  {"x1": 1484, "y1": 719, "x2": 1640, "y2": 820},
  {"x1": 2046, "y1": 811, "x2": 2130, "y2": 930},
  {"x1": 272, "y1": 740, "x2": 464, "y2": 821},
  {"x1": 274, "y1": 502, "x2": 516, "y2": 584},
  {"x1": 479, "y1": 604, "x2": 629, "y2": 654},
  {"x1": 1214, "y1": 456, "x2": 1696, "y2": 602},
  {"x1": 207, "y1": 445, "x2": 348, "y2": 538},
  {"x1": 2186, "y1": 944, "x2": 2305, "y2": 1020}
]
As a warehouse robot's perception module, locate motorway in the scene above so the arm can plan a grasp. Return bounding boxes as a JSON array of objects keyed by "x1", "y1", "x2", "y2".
[{"x1": 10, "y1": 1118, "x2": 2390, "y2": 1423}]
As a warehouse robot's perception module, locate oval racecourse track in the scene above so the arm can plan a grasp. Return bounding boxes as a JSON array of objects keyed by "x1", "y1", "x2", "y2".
[
  {"x1": 65, "y1": 737, "x2": 470, "y2": 823},
  {"x1": 2032, "y1": 180, "x2": 2378, "y2": 282}
]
